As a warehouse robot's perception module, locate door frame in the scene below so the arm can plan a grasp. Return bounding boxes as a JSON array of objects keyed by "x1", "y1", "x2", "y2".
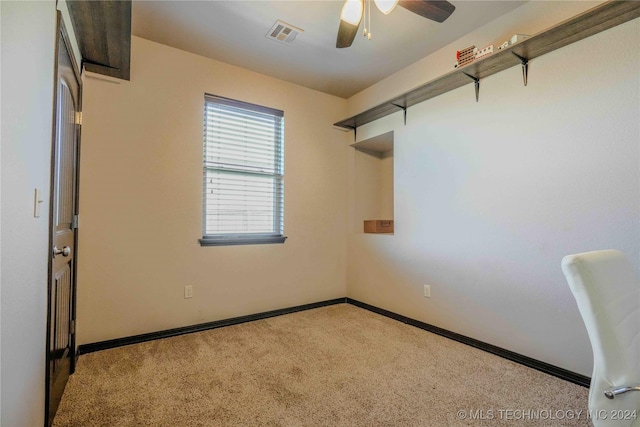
[{"x1": 45, "y1": 11, "x2": 82, "y2": 427}]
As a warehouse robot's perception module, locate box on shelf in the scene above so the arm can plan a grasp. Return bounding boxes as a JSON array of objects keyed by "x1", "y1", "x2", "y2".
[
  {"x1": 364, "y1": 220, "x2": 394, "y2": 234},
  {"x1": 475, "y1": 44, "x2": 493, "y2": 60},
  {"x1": 499, "y1": 33, "x2": 531, "y2": 50},
  {"x1": 455, "y1": 45, "x2": 476, "y2": 67}
]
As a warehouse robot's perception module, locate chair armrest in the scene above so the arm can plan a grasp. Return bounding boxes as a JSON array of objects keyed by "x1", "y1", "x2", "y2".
[{"x1": 604, "y1": 385, "x2": 640, "y2": 399}]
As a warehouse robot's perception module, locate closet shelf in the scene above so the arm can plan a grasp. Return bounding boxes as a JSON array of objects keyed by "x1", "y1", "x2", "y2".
[{"x1": 334, "y1": 0, "x2": 640, "y2": 132}]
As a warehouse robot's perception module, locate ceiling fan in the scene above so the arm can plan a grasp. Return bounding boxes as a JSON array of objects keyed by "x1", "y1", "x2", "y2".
[{"x1": 336, "y1": 0, "x2": 456, "y2": 48}]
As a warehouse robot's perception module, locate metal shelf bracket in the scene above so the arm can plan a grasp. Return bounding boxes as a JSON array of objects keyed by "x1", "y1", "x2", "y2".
[
  {"x1": 511, "y1": 52, "x2": 529, "y2": 86},
  {"x1": 391, "y1": 103, "x2": 407, "y2": 125},
  {"x1": 463, "y1": 73, "x2": 480, "y2": 102}
]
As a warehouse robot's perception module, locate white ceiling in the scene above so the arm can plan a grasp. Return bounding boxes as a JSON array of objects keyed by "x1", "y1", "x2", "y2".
[{"x1": 132, "y1": 0, "x2": 526, "y2": 98}]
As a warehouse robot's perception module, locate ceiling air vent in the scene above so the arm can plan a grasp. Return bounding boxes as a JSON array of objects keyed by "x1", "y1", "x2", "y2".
[{"x1": 266, "y1": 20, "x2": 303, "y2": 45}]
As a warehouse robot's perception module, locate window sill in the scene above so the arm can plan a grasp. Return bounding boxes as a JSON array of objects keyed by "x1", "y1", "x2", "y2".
[{"x1": 199, "y1": 235, "x2": 287, "y2": 247}]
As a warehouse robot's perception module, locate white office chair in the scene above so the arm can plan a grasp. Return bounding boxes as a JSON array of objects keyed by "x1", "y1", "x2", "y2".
[{"x1": 562, "y1": 250, "x2": 640, "y2": 427}]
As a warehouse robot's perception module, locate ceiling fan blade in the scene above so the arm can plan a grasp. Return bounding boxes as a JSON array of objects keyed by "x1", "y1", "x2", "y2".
[
  {"x1": 336, "y1": 19, "x2": 360, "y2": 48},
  {"x1": 398, "y1": 0, "x2": 455, "y2": 23}
]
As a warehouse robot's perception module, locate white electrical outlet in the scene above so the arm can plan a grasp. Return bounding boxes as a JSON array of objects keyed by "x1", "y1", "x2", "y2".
[
  {"x1": 184, "y1": 285, "x2": 193, "y2": 299},
  {"x1": 424, "y1": 285, "x2": 431, "y2": 298}
]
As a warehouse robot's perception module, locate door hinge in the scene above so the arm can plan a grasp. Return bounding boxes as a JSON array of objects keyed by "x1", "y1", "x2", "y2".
[
  {"x1": 70, "y1": 320, "x2": 76, "y2": 335},
  {"x1": 72, "y1": 214, "x2": 79, "y2": 229},
  {"x1": 75, "y1": 111, "x2": 82, "y2": 126}
]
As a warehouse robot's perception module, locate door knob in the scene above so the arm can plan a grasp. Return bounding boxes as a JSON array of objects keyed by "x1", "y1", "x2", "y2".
[{"x1": 53, "y1": 245, "x2": 71, "y2": 257}]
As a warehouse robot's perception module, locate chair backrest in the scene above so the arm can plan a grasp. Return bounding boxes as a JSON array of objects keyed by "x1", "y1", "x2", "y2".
[{"x1": 562, "y1": 250, "x2": 640, "y2": 426}]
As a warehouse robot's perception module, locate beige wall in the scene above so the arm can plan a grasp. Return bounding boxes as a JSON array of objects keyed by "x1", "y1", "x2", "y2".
[
  {"x1": 77, "y1": 37, "x2": 349, "y2": 345},
  {"x1": 346, "y1": 2, "x2": 640, "y2": 376},
  {"x1": 379, "y1": 153, "x2": 394, "y2": 220},
  {"x1": 353, "y1": 149, "x2": 394, "y2": 233},
  {"x1": 1, "y1": 2, "x2": 57, "y2": 426}
]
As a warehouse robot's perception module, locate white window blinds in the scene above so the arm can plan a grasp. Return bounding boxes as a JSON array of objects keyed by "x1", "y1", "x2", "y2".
[{"x1": 201, "y1": 94, "x2": 285, "y2": 246}]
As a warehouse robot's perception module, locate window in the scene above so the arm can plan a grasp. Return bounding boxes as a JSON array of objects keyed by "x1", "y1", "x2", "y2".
[{"x1": 200, "y1": 94, "x2": 285, "y2": 246}]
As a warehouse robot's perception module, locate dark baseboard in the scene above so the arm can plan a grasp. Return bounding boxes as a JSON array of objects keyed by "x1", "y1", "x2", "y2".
[
  {"x1": 78, "y1": 298, "x2": 346, "y2": 355},
  {"x1": 78, "y1": 296, "x2": 590, "y2": 388},
  {"x1": 346, "y1": 298, "x2": 590, "y2": 388}
]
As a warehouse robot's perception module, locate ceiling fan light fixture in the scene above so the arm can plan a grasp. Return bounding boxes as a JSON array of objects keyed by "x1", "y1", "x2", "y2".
[
  {"x1": 374, "y1": 0, "x2": 399, "y2": 15},
  {"x1": 340, "y1": 0, "x2": 364, "y2": 26}
]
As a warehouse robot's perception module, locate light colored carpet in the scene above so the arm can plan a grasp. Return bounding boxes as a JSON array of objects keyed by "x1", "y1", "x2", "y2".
[{"x1": 54, "y1": 304, "x2": 589, "y2": 426}]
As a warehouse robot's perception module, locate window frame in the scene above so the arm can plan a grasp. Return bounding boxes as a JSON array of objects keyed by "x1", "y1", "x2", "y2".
[{"x1": 199, "y1": 94, "x2": 286, "y2": 247}]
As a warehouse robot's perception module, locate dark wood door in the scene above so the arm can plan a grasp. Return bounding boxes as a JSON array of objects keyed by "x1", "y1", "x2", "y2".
[{"x1": 46, "y1": 14, "x2": 81, "y2": 427}]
